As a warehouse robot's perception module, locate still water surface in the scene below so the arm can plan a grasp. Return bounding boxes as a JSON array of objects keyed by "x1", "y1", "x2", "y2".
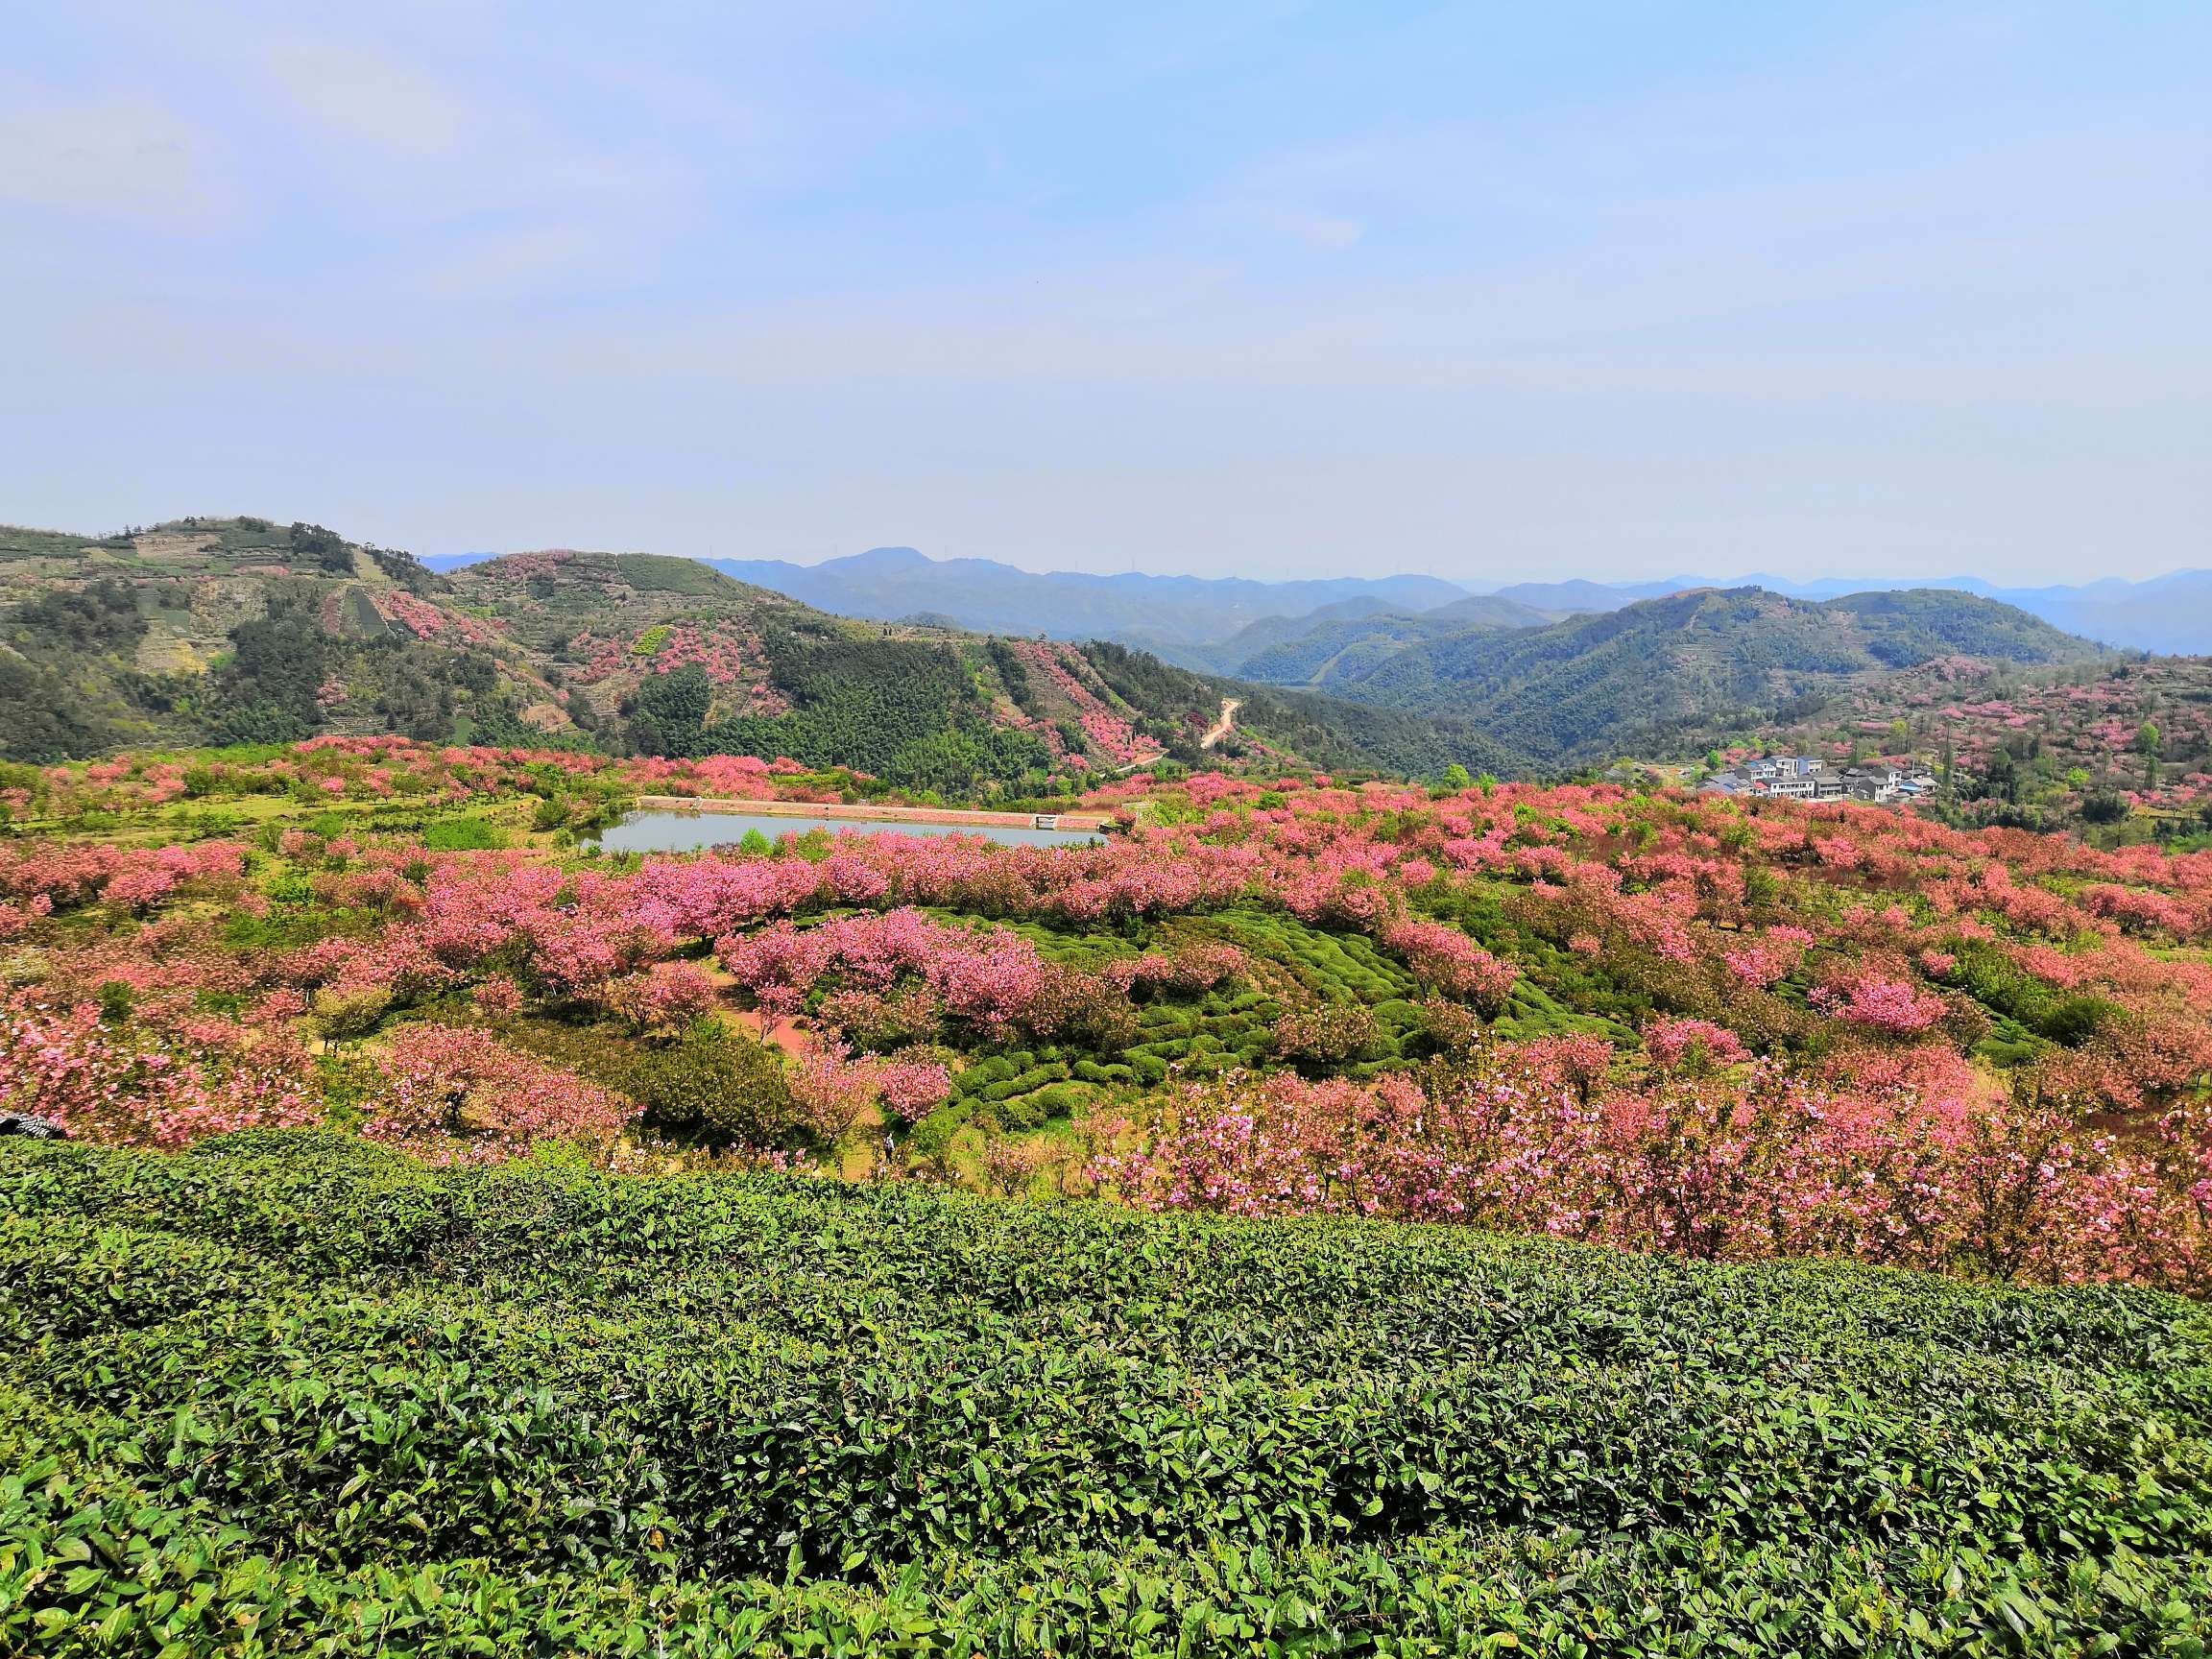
[{"x1": 590, "y1": 808, "x2": 1103, "y2": 854}]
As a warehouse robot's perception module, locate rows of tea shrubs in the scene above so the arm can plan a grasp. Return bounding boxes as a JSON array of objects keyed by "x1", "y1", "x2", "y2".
[
  {"x1": 928, "y1": 906, "x2": 1615, "y2": 1128},
  {"x1": 6, "y1": 1132, "x2": 2208, "y2": 1654},
  {"x1": 911, "y1": 909, "x2": 1443, "y2": 1128}
]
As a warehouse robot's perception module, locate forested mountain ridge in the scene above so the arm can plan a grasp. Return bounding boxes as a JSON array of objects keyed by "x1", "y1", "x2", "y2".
[
  {"x1": 1225, "y1": 599, "x2": 1565, "y2": 685},
  {"x1": 1473, "y1": 568, "x2": 2212, "y2": 654},
  {"x1": 1318, "y1": 585, "x2": 2106, "y2": 765},
  {"x1": 4, "y1": 518, "x2": 2099, "y2": 784},
  {"x1": 0, "y1": 517, "x2": 1507, "y2": 787}
]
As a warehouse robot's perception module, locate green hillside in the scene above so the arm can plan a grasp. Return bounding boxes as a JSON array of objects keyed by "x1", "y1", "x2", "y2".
[
  {"x1": 1190, "y1": 594, "x2": 1554, "y2": 681},
  {"x1": 1190, "y1": 597, "x2": 1418, "y2": 673},
  {"x1": 3, "y1": 518, "x2": 2094, "y2": 783},
  {"x1": 0, "y1": 517, "x2": 532, "y2": 758},
  {"x1": 1328, "y1": 586, "x2": 2105, "y2": 764},
  {"x1": 6, "y1": 1133, "x2": 2206, "y2": 1654},
  {"x1": 1237, "y1": 613, "x2": 1454, "y2": 685},
  {"x1": 0, "y1": 517, "x2": 1502, "y2": 787}
]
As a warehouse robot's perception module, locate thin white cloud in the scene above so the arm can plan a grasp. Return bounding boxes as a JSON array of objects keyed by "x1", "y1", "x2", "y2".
[
  {"x1": 254, "y1": 34, "x2": 678, "y2": 222},
  {"x1": 263, "y1": 40, "x2": 469, "y2": 157},
  {"x1": 1270, "y1": 210, "x2": 1367, "y2": 251},
  {"x1": 0, "y1": 92, "x2": 221, "y2": 221}
]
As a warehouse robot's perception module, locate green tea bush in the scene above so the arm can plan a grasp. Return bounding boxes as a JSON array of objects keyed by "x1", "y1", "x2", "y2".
[
  {"x1": 9, "y1": 1135, "x2": 2202, "y2": 1654},
  {"x1": 1938, "y1": 943, "x2": 2118, "y2": 1049},
  {"x1": 954, "y1": 1054, "x2": 1015, "y2": 1093},
  {"x1": 980, "y1": 1061, "x2": 1069, "y2": 1101},
  {"x1": 629, "y1": 1020, "x2": 801, "y2": 1145}
]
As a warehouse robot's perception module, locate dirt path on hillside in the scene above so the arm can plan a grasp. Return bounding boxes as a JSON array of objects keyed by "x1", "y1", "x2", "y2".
[{"x1": 1200, "y1": 697, "x2": 1241, "y2": 749}]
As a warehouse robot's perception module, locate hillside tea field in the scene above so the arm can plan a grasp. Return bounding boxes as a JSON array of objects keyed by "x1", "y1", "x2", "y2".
[{"x1": 5, "y1": 1134, "x2": 2210, "y2": 1655}]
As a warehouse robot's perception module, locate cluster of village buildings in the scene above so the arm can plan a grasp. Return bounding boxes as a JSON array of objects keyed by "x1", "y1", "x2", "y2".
[{"x1": 1696, "y1": 755, "x2": 1939, "y2": 805}]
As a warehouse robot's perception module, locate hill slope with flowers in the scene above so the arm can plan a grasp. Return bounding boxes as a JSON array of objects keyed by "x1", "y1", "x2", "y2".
[
  {"x1": 1722, "y1": 654, "x2": 2212, "y2": 840},
  {"x1": 6, "y1": 742, "x2": 2212, "y2": 1293},
  {"x1": 0, "y1": 517, "x2": 1503, "y2": 787}
]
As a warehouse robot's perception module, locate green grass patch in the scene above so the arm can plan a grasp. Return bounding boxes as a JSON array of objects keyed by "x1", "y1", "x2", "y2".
[{"x1": 420, "y1": 814, "x2": 508, "y2": 851}]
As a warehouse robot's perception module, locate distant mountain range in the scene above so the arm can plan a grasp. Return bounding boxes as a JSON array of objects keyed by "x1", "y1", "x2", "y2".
[
  {"x1": 8, "y1": 517, "x2": 2130, "y2": 782},
  {"x1": 702, "y1": 547, "x2": 1477, "y2": 651},
  {"x1": 422, "y1": 548, "x2": 2212, "y2": 657}
]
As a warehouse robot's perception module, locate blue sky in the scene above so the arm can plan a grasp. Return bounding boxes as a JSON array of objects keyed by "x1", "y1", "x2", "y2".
[{"x1": 2, "y1": 1, "x2": 2204, "y2": 584}]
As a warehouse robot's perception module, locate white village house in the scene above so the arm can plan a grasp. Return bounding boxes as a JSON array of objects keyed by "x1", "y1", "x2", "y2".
[{"x1": 1698, "y1": 756, "x2": 1937, "y2": 806}]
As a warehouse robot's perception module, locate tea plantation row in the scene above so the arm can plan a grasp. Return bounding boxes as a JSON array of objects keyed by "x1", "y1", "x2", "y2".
[
  {"x1": 940, "y1": 907, "x2": 1618, "y2": 1128},
  {"x1": 4, "y1": 1132, "x2": 2209, "y2": 1655}
]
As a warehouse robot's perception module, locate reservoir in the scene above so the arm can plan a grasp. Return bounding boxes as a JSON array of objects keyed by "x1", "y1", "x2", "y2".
[{"x1": 591, "y1": 808, "x2": 1105, "y2": 854}]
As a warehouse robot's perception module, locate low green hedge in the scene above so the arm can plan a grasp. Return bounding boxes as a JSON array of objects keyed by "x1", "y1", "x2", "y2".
[{"x1": 4, "y1": 1133, "x2": 2209, "y2": 1655}]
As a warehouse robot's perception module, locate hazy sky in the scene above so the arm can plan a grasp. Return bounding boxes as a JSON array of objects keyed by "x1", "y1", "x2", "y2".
[{"x1": 3, "y1": 1, "x2": 2206, "y2": 585}]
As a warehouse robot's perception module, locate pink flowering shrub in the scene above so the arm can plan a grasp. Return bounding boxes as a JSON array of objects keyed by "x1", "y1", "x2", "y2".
[
  {"x1": 363, "y1": 1024, "x2": 636, "y2": 1164},
  {"x1": 0, "y1": 993, "x2": 323, "y2": 1147},
  {"x1": 604, "y1": 960, "x2": 720, "y2": 1032},
  {"x1": 717, "y1": 908, "x2": 1052, "y2": 1040},
  {"x1": 1813, "y1": 972, "x2": 1947, "y2": 1036},
  {"x1": 1643, "y1": 1017, "x2": 1749, "y2": 1070},
  {"x1": 715, "y1": 921, "x2": 836, "y2": 1021},
  {"x1": 0, "y1": 840, "x2": 246, "y2": 915},
  {"x1": 877, "y1": 1057, "x2": 953, "y2": 1121},
  {"x1": 1101, "y1": 941, "x2": 1246, "y2": 995},
  {"x1": 1093, "y1": 1046, "x2": 2212, "y2": 1291},
  {"x1": 785, "y1": 1045, "x2": 885, "y2": 1143},
  {"x1": 1380, "y1": 918, "x2": 1516, "y2": 1008},
  {"x1": 1721, "y1": 926, "x2": 1815, "y2": 987},
  {"x1": 252, "y1": 988, "x2": 310, "y2": 1023},
  {"x1": 1272, "y1": 1002, "x2": 1379, "y2": 1066},
  {"x1": 472, "y1": 976, "x2": 523, "y2": 1016},
  {"x1": 815, "y1": 986, "x2": 945, "y2": 1049},
  {"x1": 930, "y1": 939, "x2": 1049, "y2": 1037}
]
